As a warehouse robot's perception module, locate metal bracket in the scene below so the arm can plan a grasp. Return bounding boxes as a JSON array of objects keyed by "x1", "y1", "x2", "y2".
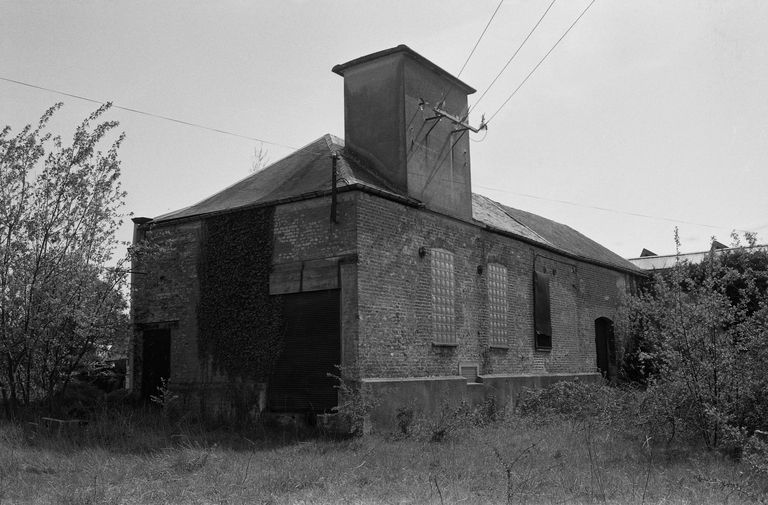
[{"x1": 432, "y1": 106, "x2": 487, "y2": 133}]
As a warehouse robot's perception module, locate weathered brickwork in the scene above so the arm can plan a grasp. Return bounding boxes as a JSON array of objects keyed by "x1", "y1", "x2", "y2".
[
  {"x1": 132, "y1": 195, "x2": 358, "y2": 409},
  {"x1": 353, "y1": 191, "x2": 634, "y2": 380},
  {"x1": 272, "y1": 195, "x2": 357, "y2": 264},
  {"x1": 271, "y1": 194, "x2": 359, "y2": 377},
  {"x1": 130, "y1": 220, "x2": 204, "y2": 391},
  {"x1": 131, "y1": 188, "x2": 635, "y2": 420},
  {"x1": 130, "y1": 46, "x2": 642, "y2": 424}
]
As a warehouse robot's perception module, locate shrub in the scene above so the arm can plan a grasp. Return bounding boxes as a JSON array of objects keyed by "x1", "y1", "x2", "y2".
[
  {"x1": 516, "y1": 380, "x2": 614, "y2": 422},
  {"x1": 328, "y1": 368, "x2": 377, "y2": 436},
  {"x1": 619, "y1": 235, "x2": 768, "y2": 450},
  {"x1": 395, "y1": 406, "x2": 415, "y2": 437}
]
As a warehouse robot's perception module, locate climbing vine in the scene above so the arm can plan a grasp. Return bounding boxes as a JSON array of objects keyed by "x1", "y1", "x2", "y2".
[{"x1": 198, "y1": 206, "x2": 284, "y2": 382}]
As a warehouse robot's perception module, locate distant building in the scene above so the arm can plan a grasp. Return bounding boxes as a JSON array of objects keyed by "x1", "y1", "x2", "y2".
[
  {"x1": 130, "y1": 45, "x2": 643, "y2": 428},
  {"x1": 628, "y1": 242, "x2": 768, "y2": 271}
]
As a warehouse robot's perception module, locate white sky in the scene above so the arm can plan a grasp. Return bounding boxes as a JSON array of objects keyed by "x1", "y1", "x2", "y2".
[{"x1": 2, "y1": 0, "x2": 767, "y2": 258}]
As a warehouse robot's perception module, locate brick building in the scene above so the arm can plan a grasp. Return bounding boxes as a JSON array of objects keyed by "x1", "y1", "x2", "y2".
[{"x1": 130, "y1": 45, "x2": 642, "y2": 427}]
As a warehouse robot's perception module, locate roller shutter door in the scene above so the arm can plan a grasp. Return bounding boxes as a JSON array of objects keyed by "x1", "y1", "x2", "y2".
[{"x1": 269, "y1": 289, "x2": 340, "y2": 412}]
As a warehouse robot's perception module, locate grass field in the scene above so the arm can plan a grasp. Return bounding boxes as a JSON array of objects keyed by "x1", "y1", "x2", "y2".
[{"x1": 2, "y1": 388, "x2": 767, "y2": 504}]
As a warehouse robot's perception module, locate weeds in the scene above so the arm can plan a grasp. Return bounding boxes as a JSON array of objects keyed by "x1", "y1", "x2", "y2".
[
  {"x1": 328, "y1": 367, "x2": 377, "y2": 436},
  {"x1": 150, "y1": 378, "x2": 179, "y2": 413},
  {"x1": 2, "y1": 381, "x2": 767, "y2": 504},
  {"x1": 170, "y1": 442, "x2": 213, "y2": 473}
]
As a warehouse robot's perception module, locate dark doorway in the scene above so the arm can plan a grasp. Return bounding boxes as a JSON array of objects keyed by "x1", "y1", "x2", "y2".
[
  {"x1": 269, "y1": 289, "x2": 340, "y2": 413},
  {"x1": 141, "y1": 328, "x2": 171, "y2": 399},
  {"x1": 594, "y1": 317, "x2": 615, "y2": 380}
]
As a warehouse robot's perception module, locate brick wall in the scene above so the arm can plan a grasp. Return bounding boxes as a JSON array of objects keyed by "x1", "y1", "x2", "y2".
[
  {"x1": 131, "y1": 194, "x2": 359, "y2": 410},
  {"x1": 272, "y1": 194, "x2": 357, "y2": 264},
  {"x1": 354, "y1": 191, "x2": 634, "y2": 380},
  {"x1": 130, "y1": 220, "x2": 204, "y2": 391},
  {"x1": 131, "y1": 188, "x2": 635, "y2": 414}
]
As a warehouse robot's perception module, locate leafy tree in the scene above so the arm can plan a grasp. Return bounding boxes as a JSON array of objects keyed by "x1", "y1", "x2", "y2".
[
  {"x1": 619, "y1": 232, "x2": 768, "y2": 448},
  {"x1": 0, "y1": 103, "x2": 129, "y2": 414}
]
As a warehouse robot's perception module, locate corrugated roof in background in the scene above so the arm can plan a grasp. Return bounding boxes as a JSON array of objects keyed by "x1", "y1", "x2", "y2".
[{"x1": 628, "y1": 245, "x2": 768, "y2": 270}]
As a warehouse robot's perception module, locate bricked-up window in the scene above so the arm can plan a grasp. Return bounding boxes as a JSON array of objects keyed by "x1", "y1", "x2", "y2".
[
  {"x1": 488, "y1": 263, "x2": 508, "y2": 347},
  {"x1": 431, "y1": 249, "x2": 456, "y2": 345},
  {"x1": 534, "y1": 271, "x2": 552, "y2": 350}
]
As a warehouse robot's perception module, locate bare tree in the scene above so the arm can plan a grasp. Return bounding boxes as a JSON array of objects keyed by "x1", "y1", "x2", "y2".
[{"x1": 250, "y1": 143, "x2": 270, "y2": 173}]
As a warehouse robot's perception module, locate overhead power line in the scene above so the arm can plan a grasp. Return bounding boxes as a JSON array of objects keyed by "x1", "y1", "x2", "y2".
[
  {"x1": 0, "y1": 76, "x2": 297, "y2": 150},
  {"x1": 486, "y1": 0, "x2": 597, "y2": 125},
  {"x1": 470, "y1": 0, "x2": 557, "y2": 114},
  {"x1": 457, "y1": 0, "x2": 505, "y2": 78},
  {"x1": 474, "y1": 183, "x2": 756, "y2": 233}
]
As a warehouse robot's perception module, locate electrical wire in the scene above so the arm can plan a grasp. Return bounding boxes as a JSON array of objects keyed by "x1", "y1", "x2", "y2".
[
  {"x1": 457, "y1": 0, "x2": 505, "y2": 78},
  {"x1": 0, "y1": 76, "x2": 298, "y2": 150},
  {"x1": 6, "y1": 50, "x2": 756, "y2": 236},
  {"x1": 469, "y1": 0, "x2": 557, "y2": 115},
  {"x1": 429, "y1": 0, "x2": 505, "y2": 121},
  {"x1": 473, "y1": 183, "x2": 756, "y2": 233},
  {"x1": 486, "y1": 0, "x2": 597, "y2": 125}
]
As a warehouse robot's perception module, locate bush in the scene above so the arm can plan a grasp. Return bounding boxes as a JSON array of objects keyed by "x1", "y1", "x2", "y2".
[
  {"x1": 619, "y1": 235, "x2": 768, "y2": 450},
  {"x1": 328, "y1": 368, "x2": 377, "y2": 436},
  {"x1": 517, "y1": 380, "x2": 614, "y2": 421}
]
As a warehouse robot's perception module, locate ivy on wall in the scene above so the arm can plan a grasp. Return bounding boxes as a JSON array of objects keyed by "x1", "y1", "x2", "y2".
[{"x1": 198, "y1": 206, "x2": 285, "y2": 382}]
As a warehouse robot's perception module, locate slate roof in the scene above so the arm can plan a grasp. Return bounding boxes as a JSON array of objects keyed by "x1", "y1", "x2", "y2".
[
  {"x1": 492, "y1": 201, "x2": 641, "y2": 272},
  {"x1": 155, "y1": 135, "x2": 409, "y2": 222},
  {"x1": 154, "y1": 135, "x2": 641, "y2": 273}
]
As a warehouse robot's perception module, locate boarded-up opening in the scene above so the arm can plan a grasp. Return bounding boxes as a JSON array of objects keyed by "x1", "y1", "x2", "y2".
[
  {"x1": 534, "y1": 271, "x2": 552, "y2": 350},
  {"x1": 141, "y1": 328, "x2": 171, "y2": 399},
  {"x1": 269, "y1": 289, "x2": 341, "y2": 413},
  {"x1": 595, "y1": 317, "x2": 616, "y2": 379}
]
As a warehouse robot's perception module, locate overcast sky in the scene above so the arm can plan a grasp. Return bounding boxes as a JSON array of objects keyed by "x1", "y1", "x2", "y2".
[{"x1": 2, "y1": 0, "x2": 766, "y2": 259}]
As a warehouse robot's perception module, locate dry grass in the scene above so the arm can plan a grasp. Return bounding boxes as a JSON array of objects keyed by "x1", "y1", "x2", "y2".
[{"x1": 1, "y1": 390, "x2": 767, "y2": 505}]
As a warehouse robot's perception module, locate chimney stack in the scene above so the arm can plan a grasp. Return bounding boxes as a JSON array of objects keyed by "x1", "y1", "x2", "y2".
[{"x1": 333, "y1": 45, "x2": 476, "y2": 221}]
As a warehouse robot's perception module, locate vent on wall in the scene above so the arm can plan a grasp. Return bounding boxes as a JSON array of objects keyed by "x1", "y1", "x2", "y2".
[{"x1": 459, "y1": 362, "x2": 480, "y2": 383}]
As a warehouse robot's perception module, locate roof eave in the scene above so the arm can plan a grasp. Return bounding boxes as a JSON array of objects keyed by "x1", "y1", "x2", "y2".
[{"x1": 144, "y1": 183, "x2": 421, "y2": 228}]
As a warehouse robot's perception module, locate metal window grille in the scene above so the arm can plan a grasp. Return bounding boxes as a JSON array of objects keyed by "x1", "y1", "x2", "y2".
[
  {"x1": 431, "y1": 249, "x2": 456, "y2": 344},
  {"x1": 487, "y1": 263, "x2": 508, "y2": 346},
  {"x1": 534, "y1": 271, "x2": 552, "y2": 350}
]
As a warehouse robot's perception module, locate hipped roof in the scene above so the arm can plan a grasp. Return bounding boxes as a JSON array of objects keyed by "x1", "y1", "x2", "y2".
[{"x1": 154, "y1": 135, "x2": 640, "y2": 274}]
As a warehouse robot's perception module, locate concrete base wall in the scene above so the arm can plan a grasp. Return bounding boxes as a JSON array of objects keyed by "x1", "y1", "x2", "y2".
[
  {"x1": 363, "y1": 372, "x2": 601, "y2": 432},
  {"x1": 166, "y1": 373, "x2": 601, "y2": 434},
  {"x1": 170, "y1": 381, "x2": 268, "y2": 422}
]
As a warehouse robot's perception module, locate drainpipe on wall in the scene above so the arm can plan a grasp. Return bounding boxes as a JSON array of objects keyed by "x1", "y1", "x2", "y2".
[{"x1": 331, "y1": 152, "x2": 339, "y2": 224}]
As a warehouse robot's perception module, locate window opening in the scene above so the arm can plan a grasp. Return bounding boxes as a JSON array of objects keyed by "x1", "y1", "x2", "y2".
[
  {"x1": 534, "y1": 271, "x2": 552, "y2": 350},
  {"x1": 488, "y1": 263, "x2": 508, "y2": 347},
  {"x1": 431, "y1": 249, "x2": 456, "y2": 345}
]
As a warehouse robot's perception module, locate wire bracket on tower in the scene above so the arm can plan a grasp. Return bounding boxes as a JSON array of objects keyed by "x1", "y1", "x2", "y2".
[{"x1": 432, "y1": 107, "x2": 487, "y2": 134}]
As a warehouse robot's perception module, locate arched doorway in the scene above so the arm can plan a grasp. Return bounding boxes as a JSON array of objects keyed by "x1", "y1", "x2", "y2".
[{"x1": 594, "y1": 317, "x2": 616, "y2": 380}]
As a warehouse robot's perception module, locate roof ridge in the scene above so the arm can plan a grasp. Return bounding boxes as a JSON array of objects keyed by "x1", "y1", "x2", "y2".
[{"x1": 325, "y1": 133, "x2": 345, "y2": 150}]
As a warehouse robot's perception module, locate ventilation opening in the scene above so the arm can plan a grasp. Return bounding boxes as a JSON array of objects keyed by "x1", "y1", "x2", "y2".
[{"x1": 459, "y1": 363, "x2": 480, "y2": 383}]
